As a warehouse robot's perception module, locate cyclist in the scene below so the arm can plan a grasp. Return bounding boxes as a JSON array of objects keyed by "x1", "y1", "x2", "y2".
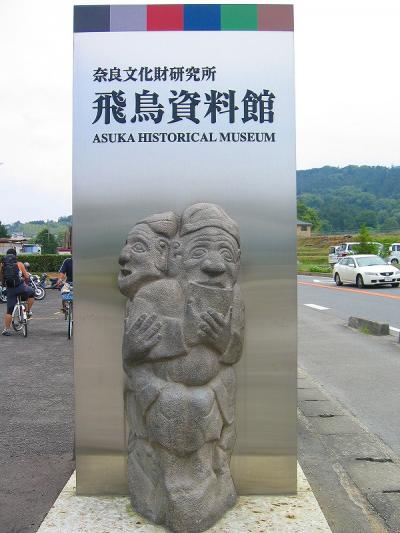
[
  {"x1": 57, "y1": 257, "x2": 73, "y2": 313},
  {"x1": 58, "y1": 256, "x2": 73, "y2": 284},
  {"x1": 0, "y1": 248, "x2": 35, "y2": 336}
]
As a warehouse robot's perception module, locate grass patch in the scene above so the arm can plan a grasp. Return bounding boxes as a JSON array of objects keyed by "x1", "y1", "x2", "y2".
[
  {"x1": 298, "y1": 263, "x2": 331, "y2": 274},
  {"x1": 360, "y1": 325, "x2": 371, "y2": 335}
]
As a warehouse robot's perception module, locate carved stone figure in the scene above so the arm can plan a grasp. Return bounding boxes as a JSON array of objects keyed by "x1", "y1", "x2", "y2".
[{"x1": 118, "y1": 203, "x2": 245, "y2": 533}]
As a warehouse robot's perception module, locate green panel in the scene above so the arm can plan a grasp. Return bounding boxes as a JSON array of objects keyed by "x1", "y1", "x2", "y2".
[{"x1": 221, "y1": 4, "x2": 258, "y2": 30}]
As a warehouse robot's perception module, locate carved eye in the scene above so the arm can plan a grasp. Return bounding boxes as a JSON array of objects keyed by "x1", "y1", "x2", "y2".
[
  {"x1": 132, "y1": 242, "x2": 147, "y2": 253},
  {"x1": 220, "y1": 248, "x2": 234, "y2": 262},
  {"x1": 190, "y1": 247, "x2": 207, "y2": 259}
]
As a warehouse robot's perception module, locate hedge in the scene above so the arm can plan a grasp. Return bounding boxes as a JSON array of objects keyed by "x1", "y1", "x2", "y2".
[{"x1": 0, "y1": 254, "x2": 71, "y2": 272}]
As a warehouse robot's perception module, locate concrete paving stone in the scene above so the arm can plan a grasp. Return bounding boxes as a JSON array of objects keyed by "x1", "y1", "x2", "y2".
[
  {"x1": 297, "y1": 377, "x2": 316, "y2": 389},
  {"x1": 308, "y1": 415, "x2": 365, "y2": 436},
  {"x1": 366, "y1": 492, "x2": 400, "y2": 532},
  {"x1": 319, "y1": 434, "x2": 394, "y2": 461},
  {"x1": 298, "y1": 388, "x2": 328, "y2": 401},
  {"x1": 297, "y1": 368, "x2": 307, "y2": 379},
  {"x1": 299, "y1": 400, "x2": 346, "y2": 417},
  {"x1": 298, "y1": 414, "x2": 384, "y2": 533},
  {"x1": 345, "y1": 460, "x2": 400, "y2": 494}
]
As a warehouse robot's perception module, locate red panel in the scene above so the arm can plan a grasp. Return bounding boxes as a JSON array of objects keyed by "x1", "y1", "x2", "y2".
[{"x1": 147, "y1": 5, "x2": 184, "y2": 31}]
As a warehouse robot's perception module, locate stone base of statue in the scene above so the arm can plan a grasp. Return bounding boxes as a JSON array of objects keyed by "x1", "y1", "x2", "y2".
[{"x1": 119, "y1": 204, "x2": 245, "y2": 532}]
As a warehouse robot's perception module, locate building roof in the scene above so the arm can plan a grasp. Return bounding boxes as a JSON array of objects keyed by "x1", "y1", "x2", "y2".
[{"x1": 297, "y1": 219, "x2": 312, "y2": 226}]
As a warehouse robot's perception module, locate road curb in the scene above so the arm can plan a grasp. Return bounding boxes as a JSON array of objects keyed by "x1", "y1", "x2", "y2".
[
  {"x1": 298, "y1": 272, "x2": 332, "y2": 278},
  {"x1": 348, "y1": 316, "x2": 390, "y2": 336},
  {"x1": 389, "y1": 326, "x2": 400, "y2": 340}
]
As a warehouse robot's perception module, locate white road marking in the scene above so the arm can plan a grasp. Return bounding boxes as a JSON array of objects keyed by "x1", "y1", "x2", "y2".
[
  {"x1": 312, "y1": 279, "x2": 321, "y2": 283},
  {"x1": 304, "y1": 304, "x2": 331, "y2": 311}
]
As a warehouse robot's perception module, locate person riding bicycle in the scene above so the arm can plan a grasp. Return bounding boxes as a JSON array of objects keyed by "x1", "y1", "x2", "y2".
[
  {"x1": 57, "y1": 257, "x2": 73, "y2": 313},
  {"x1": 0, "y1": 248, "x2": 35, "y2": 336},
  {"x1": 58, "y1": 256, "x2": 73, "y2": 284}
]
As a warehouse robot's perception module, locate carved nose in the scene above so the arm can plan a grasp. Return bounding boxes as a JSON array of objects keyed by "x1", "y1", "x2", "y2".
[
  {"x1": 118, "y1": 251, "x2": 130, "y2": 266},
  {"x1": 201, "y1": 258, "x2": 226, "y2": 276}
]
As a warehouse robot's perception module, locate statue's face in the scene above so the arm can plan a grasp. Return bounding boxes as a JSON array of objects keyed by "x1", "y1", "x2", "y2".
[
  {"x1": 179, "y1": 227, "x2": 240, "y2": 289},
  {"x1": 118, "y1": 224, "x2": 169, "y2": 297}
]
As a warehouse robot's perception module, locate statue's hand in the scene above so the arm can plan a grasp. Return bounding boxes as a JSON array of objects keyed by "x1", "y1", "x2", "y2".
[
  {"x1": 124, "y1": 313, "x2": 162, "y2": 360},
  {"x1": 198, "y1": 307, "x2": 232, "y2": 354}
]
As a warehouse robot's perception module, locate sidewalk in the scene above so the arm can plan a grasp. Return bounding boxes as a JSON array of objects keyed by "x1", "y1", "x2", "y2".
[{"x1": 298, "y1": 307, "x2": 400, "y2": 533}]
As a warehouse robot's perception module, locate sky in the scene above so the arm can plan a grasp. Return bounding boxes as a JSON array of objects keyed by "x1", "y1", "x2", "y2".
[{"x1": 1, "y1": 0, "x2": 400, "y2": 224}]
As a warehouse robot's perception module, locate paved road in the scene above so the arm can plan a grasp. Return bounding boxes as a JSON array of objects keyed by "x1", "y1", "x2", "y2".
[
  {"x1": 298, "y1": 274, "x2": 400, "y2": 330},
  {"x1": 0, "y1": 290, "x2": 74, "y2": 533}
]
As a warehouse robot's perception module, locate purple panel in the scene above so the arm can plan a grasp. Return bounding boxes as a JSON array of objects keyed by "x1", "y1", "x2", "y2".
[{"x1": 110, "y1": 5, "x2": 147, "y2": 31}]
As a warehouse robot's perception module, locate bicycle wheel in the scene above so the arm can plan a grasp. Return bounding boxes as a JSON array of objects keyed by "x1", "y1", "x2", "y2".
[
  {"x1": 12, "y1": 304, "x2": 23, "y2": 332},
  {"x1": 22, "y1": 312, "x2": 28, "y2": 338},
  {"x1": 67, "y1": 303, "x2": 73, "y2": 339}
]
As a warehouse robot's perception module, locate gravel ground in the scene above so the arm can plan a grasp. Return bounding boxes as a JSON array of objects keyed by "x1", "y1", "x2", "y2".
[{"x1": 0, "y1": 289, "x2": 74, "y2": 533}]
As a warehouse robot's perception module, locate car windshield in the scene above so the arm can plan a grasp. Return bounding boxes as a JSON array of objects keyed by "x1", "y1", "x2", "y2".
[{"x1": 356, "y1": 256, "x2": 387, "y2": 267}]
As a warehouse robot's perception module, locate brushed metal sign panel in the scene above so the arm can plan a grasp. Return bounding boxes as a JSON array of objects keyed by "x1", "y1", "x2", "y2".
[{"x1": 73, "y1": 29, "x2": 296, "y2": 495}]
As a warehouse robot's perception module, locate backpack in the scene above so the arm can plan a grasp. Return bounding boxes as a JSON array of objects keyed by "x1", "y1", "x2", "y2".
[{"x1": 2, "y1": 254, "x2": 21, "y2": 288}]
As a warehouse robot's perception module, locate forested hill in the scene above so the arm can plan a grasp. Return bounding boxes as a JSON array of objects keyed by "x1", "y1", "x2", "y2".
[
  {"x1": 297, "y1": 166, "x2": 400, "y2": 233},
  {"x1": 6, "y1": 216, "x2": 72, "y2": 239}
]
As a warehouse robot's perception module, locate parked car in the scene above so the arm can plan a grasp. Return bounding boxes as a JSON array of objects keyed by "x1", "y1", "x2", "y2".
[
  {"x1": 333, "y1": 254, "x2": 400, "y2": 288},
  {"x1": 388, "y1": 243, "x2": 400, "y2": 265},
  {"x1": 337, "y1": 241, "x2": 383, "y2": 258},
  {"x1": 328, "y1": 245, "x2": 341, "y2": 267},
  {"x1": 337, "y1": 242, "x2": 360, "y2": 258}
]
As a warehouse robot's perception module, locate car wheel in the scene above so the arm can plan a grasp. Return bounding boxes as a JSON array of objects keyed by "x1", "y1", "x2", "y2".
[
  {"x1": 334, "y1": 273, "x2": 343, "y2": 286},
  {"x1": 356, "y1": 275, "x2": 365, "y2": 289},
  {"x1": 391, "y1": 283, "x2": 399, "y2": 288},
  {"x1": 391, "y1": 258, "x2": 399, "y2": 265}
]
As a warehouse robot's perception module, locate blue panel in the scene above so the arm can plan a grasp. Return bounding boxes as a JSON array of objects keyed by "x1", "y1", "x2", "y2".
[
  {"x1": 184, "y1": 4, "x2": 221, "y2": 31},
  {"x1": 74, "y1": 5, "x2": 110, "y2": 33}
]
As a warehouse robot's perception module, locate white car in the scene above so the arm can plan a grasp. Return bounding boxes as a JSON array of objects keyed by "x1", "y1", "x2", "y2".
[
  {"x1": 388, "y1": 243, "x2": 400, "y2": 265},
  {"x1": 333, "y1": 254, "x2": 400, "y2": 288},
  {"x1": 328, "y1": 245, "x2": 340, "y2": 267}
]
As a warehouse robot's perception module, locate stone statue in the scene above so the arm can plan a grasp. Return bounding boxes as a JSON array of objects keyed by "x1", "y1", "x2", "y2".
[{"x1": 118, "y1": 203, "x2": 245, "y2": 533}]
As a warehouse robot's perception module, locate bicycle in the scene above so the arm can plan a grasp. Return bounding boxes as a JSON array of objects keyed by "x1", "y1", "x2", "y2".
[
  {"x1": 61, "y1": 284, "x2": 73, "y2": 339},
  {"x1": 0, "y1": 283, "x2": 7, "y2": 303},
  {"x1": 11, "y1": 295, "x2": 28, "y2": 337}
]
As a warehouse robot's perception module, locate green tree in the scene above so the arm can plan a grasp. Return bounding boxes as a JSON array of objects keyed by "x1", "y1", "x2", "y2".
[
  {"x1": 297, "y1": 199, "x2": 322, "y2": 232},
  {"x1": 35, "y1": 228, "x2": 58, "y2": 254},
  {"x1": 0, "y1": 221, "x2": 9, "y2": 238},
  {"x1": 381, "y1": 216, "x2": 399, "y2": 232},
  {"x1": 353, "y1": 225, "x2": 378, "y2": 254}
]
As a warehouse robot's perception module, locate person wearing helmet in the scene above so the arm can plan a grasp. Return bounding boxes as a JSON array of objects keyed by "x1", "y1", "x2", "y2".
[{"x1": 0, "y1": 249, "x2": 35, "y2": 336}]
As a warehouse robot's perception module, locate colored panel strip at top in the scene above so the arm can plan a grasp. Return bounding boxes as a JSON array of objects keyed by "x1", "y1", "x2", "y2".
[
  {"x1": 184, "y1": 5, "x2": 221, "y2": 31},
  {"x1": 74, "y1": 4, "x2": 294, "y2": 33},
  {"x1": 147, "y1": 5, "x2": 184, "y2": 31},
  {"x1": 110, "y1": 5, "x2": 147, "y2": 32},
  {"x1": 258, "y1": 4, "x2": 294, "y2": 31},
  {"x1": 221, "y1": 4, "x2": 258, "y2": 31},
  {"x1": 74, "y1": 5, "x2": 110, "y2": 32}
]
